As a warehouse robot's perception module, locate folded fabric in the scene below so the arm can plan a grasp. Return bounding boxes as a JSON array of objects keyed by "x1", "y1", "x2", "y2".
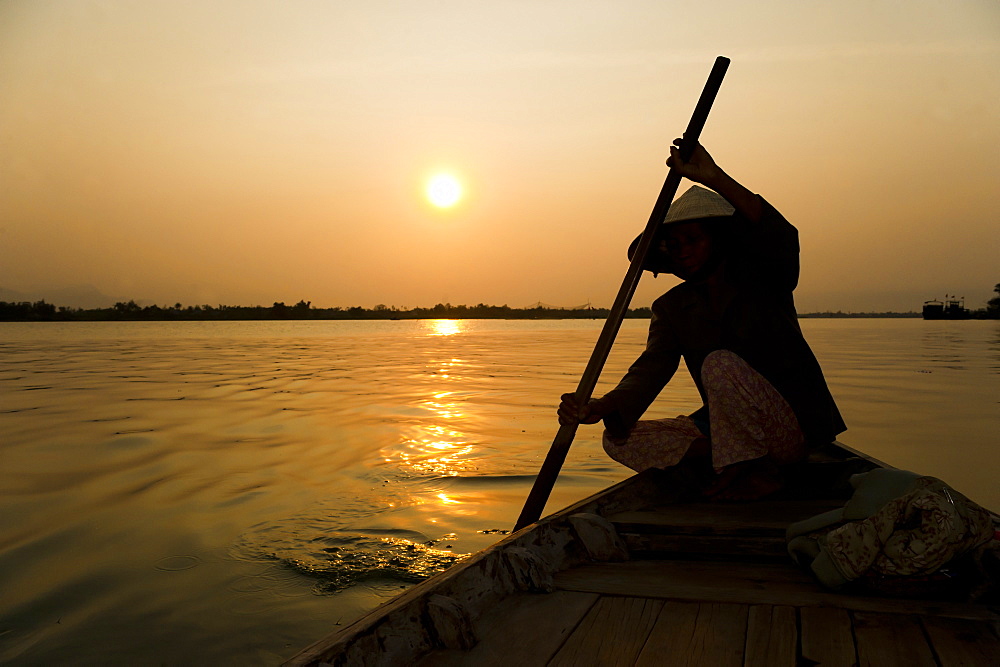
[{"x1": 787, "y1": 469, "x2": 995, "y2": 590}]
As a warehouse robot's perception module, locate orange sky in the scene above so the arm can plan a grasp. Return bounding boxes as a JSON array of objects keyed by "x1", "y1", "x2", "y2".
[{"x1": 2, "y1": 1, "x2": 998, "y2": 311}]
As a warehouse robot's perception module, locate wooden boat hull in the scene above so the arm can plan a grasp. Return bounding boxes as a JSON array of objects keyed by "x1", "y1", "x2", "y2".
[{"x1": 284, "y1": 442, "x2": 999, "y2": 666}]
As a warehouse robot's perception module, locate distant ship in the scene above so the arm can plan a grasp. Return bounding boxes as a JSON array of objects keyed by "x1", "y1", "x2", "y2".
[{"x1": 922, "y1": 295, "x2": 970, "y2": 320}]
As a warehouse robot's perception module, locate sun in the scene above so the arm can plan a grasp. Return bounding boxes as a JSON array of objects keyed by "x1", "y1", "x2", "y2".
[{"x1": 426, "y1": 173, "x2": 462, "y2": 208}]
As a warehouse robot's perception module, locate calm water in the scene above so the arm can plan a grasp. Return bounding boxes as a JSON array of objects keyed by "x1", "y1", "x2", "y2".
[{"x1": 1, "y1": 318, "x2": 997, "y2": 664}]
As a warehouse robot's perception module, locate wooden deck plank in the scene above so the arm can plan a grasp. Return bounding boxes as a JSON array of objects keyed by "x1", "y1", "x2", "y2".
[
  {"x1": 634, "y1": 601, "x2": 748, "y2": 667},
  {"x1": 548, "y1": 596, "x2": 663, "y2": 667},
  {"x1": 554, "y1": 560, "x2": 1000, "y2": 621},
  {"x1": 633, "y1": 601, "x2": 699, "y2": 666},
  {"x1": 921, "y1": 615, "x2": 1000, "y2": 667},
  {"x1": 417, "y1": 591, "x2": 599, "y2": 667},
  {"x1": 853, "y1": 611, "x2": 937, "y2": 667},
  {"x1": 800, "y1": 606, "x2": 857, "y2": 667},
  {"x1": 744, "y1": 605, "x2": 796, "y2": 667}
]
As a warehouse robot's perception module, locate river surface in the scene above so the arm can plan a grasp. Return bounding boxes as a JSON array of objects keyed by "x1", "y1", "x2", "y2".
[{"x1": 1, "y1": 318, "x2": 997, "y2": 664}]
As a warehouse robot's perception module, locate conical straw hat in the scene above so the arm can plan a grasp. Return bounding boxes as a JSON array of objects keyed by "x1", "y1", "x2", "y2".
[
  {"x1": 627, "y1": 185, "x2": 737, "y2": 276},
  {"x1": 663, "y1": 185, "x2": 734, "y2": 224}
]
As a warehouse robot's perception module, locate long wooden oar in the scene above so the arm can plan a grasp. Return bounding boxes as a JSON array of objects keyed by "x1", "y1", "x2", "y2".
[{"x1": 514, "y1": 56, "x2": 731, "y2": 531}]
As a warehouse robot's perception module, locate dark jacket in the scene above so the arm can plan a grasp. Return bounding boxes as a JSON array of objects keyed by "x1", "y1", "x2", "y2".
[{"x1": 601, "y1": 197, "x2": 846, "y2": 444}]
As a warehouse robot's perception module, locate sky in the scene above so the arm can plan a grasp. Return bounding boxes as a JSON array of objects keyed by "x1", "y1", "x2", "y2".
[{"x1": 2, "y1": 0, "x2": 998, "y2": 312}]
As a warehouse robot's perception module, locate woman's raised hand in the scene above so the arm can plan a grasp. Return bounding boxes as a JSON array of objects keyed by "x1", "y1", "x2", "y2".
[
  {"x1": 667, "y1": 139, "x2": 763, "y2": 222},
  {"x1": 666, "y1": 139, "x2": 723, "y2": 186}
]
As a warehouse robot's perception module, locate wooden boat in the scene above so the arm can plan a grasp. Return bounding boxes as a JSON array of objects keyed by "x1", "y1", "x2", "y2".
[{"x1": 284, "y1": 442, "x2": 999, "y2": 666}]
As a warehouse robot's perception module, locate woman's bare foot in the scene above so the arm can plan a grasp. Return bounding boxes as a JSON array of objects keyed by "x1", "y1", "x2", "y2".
[{"x1": 703, "y1": 458, "x2": 784, "y2": 501}]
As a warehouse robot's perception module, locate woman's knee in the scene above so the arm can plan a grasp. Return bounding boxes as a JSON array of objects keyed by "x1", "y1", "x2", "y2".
[
  {"x1": 701, "y1": 349, "x2": 743, "y2": 387},
  {"x1": 704, "y1": 349, "x2": 739, "y2": 363}
]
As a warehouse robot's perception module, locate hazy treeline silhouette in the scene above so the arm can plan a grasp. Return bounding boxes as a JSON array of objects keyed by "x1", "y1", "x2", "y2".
[
  {"x1": 798, "y1": 311, "x2": 918, "y2": 318},
  {"x1": 4, "y1": 285, "x2": 1000, "y2": 322},
  {"x1": 0, "y1": 299, "x2": 648, "y2": 322}
]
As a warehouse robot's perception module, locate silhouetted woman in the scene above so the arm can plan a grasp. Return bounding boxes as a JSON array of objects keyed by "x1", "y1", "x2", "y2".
[{"x1": 558, "y1": 141, "x2": 845, "y2": 499}]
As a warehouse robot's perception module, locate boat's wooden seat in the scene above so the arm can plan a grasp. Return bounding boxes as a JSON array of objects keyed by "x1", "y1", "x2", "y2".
[{"x1": 607, "y1": 498, "x2": 844, "y2": 560}]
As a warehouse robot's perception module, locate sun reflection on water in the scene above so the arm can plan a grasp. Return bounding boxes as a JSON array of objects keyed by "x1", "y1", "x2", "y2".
[
  {"x1": 429, "y1": 391, "x2": 464, "y2": 419},
  {"x1": 426, "y1": 319, "x2": 464, "y2": 336},
  {"x1": 435, "y1": 492, "x2": 460, "y2": 505},
  {"x1": 392, "y1": 419, "x2": 477, "y2": 478},
  {"x1": 381, "y1": 355, "x2": 480, "y2": 482},
  {"x1": 375, "y1": 333, "x2": 496, "y2": 518}
]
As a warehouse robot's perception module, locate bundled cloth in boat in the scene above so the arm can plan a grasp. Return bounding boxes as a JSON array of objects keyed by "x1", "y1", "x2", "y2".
[{"x1": 787, "y1": 468, "x2": 995, "y2": 592}]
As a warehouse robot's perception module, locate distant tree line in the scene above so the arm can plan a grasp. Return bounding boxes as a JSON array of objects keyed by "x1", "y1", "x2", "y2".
[
  {"x1": 3, "y1": 284, "x2": 999, "y2": 322},
  {"x1": 0, "y1": 299, "x2": 647, "y2": 322},
  {"x1": 798, "y1": 311, "x2": 920, "y2": 318}
]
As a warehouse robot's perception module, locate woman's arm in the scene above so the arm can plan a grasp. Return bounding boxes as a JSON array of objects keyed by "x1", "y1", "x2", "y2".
[
  {"x1": 666, "y1": 140, "x2": 763, "y2": 222},
  {"x1": 557, "y1": 300, "x2": 681, "y2": 434}
]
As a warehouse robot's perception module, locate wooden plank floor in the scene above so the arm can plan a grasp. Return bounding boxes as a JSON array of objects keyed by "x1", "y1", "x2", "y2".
[
  {"x1": 549, "y1": 597, "x2": 1000, "y2": 666},
  {"x1": 548, "y1": 557, "x2": 999, "y2": 666},
  {"x1": 553, "y1": 560, "x2": 999, "y2": 620},
  {"x1": 420, "y1": 581, "x2": 1000, "y2": 666},
  {"x1": 418, "y1": 495, "x2": 999, "y2": 666}
]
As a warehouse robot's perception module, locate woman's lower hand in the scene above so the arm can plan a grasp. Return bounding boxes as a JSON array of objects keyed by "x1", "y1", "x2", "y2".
[{"x1": 557, "y1": 393, "x2": 609, "y2": 426}]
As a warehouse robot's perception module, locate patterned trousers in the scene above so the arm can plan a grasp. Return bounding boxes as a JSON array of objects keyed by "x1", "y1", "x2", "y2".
[{"x1": 603, "y1": 350, "x2": 806, "y2": 473}]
